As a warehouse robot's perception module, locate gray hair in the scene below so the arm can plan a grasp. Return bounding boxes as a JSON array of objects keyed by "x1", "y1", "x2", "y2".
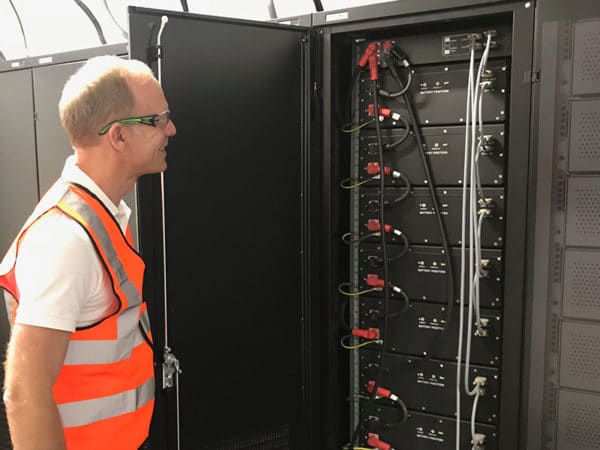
[{"x1": 59, "y1": 55, "x2": 155, "y2": 146}]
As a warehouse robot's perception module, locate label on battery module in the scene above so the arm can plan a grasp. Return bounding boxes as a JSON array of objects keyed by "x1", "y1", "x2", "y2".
[
  {"x1": 418, "y1": 202, "x2": 449, "y2": 216},
  {"x1": 442, "y1": 33, "x2": 475, "y2": 56},
  {"x1": 419, "y1": 79, "x2": 451, "y2": 95},
  {"x1": 417, "y1": 260, "x2": 447, "y2": 275},
  {"x1": 416, "y1": 372, "x2": 446, "y2": 388},
  {"x1": 417, "y1": 316, "x2": 444, "y2": 331},
  {"x1": 416, "y1": 426, "x2": 445, "y2": 443}
]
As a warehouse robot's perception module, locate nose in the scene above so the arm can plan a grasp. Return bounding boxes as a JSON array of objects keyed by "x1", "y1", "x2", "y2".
[{"x1": 165, "y1": 118, "x2": 176, "y2": 136}]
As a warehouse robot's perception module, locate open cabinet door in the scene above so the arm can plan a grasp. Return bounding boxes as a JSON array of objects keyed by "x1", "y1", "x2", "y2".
[{"x1": 129, "y1": 7, "x2": 313, "y2": 450}]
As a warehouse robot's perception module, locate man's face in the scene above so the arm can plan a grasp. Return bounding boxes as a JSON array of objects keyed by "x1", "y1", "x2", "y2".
[{"x1": 124, "y1": 76, "x2": 176, "y2": 177}]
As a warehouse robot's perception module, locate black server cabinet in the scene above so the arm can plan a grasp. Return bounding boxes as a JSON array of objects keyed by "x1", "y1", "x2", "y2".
[{"x1": 130, "y1": 2, "x2": 533, "y2": 449}]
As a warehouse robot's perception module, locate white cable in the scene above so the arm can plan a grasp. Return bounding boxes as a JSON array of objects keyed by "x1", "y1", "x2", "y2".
[
  {"x1": 458, "y1": 30, "x2": 494, "y2": 450},
  {"x1": 157, "y1": 14, "x2": 169, "y2": 348},
  {"x1": 473, "y1": 34, "x2": 492, "y2": 331},
  {"x1": 156, "y1": 15, "x2": 182, "y2": 450},
  {"x1": 456, "y1": 35, "x2": 476, "y2": 450},
  {"x1": 474, "y1": 214, "x2": 485, "y2": 323},
  {"x1": 464, "y1": 30, "x2": 494, "y2": 406},
  {"x1": 470, "y1": 388, "x2": 482, "y2": 449}
]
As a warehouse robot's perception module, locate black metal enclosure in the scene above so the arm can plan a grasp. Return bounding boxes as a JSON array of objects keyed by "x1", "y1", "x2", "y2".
[
  {"x1": 130, "y1": 10, "x2": 312, "y2": 450},
  {"x1": 126, "y1": 1, "x2": 570, "y2": 449}
]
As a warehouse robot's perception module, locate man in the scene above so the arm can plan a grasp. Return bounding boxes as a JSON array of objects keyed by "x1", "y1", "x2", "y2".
[{"x1": 0, "y1": 55, "x2": 176, "y2": 450}]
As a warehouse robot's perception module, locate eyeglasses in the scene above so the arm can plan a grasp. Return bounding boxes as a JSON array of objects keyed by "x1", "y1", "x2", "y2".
[{"x1": 98, "y1": 109, "x2": 171, "y2": 135}]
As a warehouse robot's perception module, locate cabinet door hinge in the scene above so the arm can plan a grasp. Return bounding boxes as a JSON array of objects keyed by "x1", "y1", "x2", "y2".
[{"x1": 525, "y1": 70, "x2": 540, "y2": 84}]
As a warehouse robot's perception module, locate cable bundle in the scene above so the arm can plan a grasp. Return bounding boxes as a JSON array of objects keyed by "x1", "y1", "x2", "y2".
[{"x1": 455, "y1": 32, "x2": 494, "y2": 450}]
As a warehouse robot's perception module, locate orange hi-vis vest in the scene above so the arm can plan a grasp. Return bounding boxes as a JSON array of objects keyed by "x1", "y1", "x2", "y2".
[{"x1": 0, "y1": 181, "x2": 154, "y2": 450}]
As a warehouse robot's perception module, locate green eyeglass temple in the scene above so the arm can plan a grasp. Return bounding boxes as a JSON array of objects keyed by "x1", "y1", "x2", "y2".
[{"x1": 98, "y1": 109, "x2": 170, "y2": 136}]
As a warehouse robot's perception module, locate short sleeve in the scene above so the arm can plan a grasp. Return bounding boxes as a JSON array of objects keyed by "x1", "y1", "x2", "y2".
[{"x1": 14, "y1": 212, "x2": 108, "y2": 332}]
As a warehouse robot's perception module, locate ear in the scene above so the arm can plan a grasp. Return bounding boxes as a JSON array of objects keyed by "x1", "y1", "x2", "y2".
[{"x1": 106, "y1": 123, "x2": 128, "y2": 152}]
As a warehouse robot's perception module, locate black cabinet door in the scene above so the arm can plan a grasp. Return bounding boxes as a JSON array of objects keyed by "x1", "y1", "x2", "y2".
[{"x1": 130, "y1": 7, "x2": 311, "y2": 450}]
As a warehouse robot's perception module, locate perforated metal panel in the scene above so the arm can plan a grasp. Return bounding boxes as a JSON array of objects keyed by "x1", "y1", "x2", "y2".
[
  {"x1": 560, "y1": 322, "x2": 600, "y2": 391},
  {"x1": 558, "y1": 389, "x2": 600, "y2": 450},
  {"x1": 569, "y1": 100, "x2": 600, "y2": 172},
  {"x1": 563, "y1": 250, "x2": 600, "y2": 319},
  {"x1": 573, "y1": 20, "x2": 600, "y2": 95},
  {"x1": 565, "y1": 177, "x2": 600, "y2": 247}
]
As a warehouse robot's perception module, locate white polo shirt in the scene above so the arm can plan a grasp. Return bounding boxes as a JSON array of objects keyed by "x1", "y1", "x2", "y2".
[{"x1": 12, "y1": 155, "x2": 132, "y2": 331}]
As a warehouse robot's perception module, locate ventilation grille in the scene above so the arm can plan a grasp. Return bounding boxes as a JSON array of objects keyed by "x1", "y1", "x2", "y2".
[
  {"x1": 558, "y1": 390, "x2": 600, "y2": 449},
  {"x1": 573, "y1": 20, "x2": 600, "y2": 95},
  {"x1": 201, "y1": 425, "x2": 290, "y2": 450},
  {"x1": 580, "y1": 31, "x2": 600, "y2": 81},
  {"x1": 553, "y1": 244, "x2": 564, "y2": 283},
  {"x1": 569, "y1": 100, "x2": 600, "y2": 172},
  {"x1": 554, "y1": 170, "x2": 566, "y2": 212},
  {"x1": 560, "y1": 322, "x2": 600, "y2": 391},
  {"x1": 573, "y1": 187, "x2": 600, "y2": 233},
  {"x1": 560, "y1": 99, "x2": 569, "y2": 138},
  {"x1": 551, "y1": 313, "x2": 560, "y2": 353},
  {"x1": 566, "y1": 177, "x2": 600, "y2": 247},
  {"x1": 563, "y1": 250, "x2": 600, "y2": 319}
]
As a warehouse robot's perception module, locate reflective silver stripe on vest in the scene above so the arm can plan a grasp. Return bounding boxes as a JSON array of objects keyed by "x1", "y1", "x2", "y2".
[
  {"x1": 64, "y1": 308, "x2": 146, "y2": 364},
  {"x1": 59, "y1": 376, "x2": 155, "y2": 428},
  {"x1": 140, "y1": 308, "x2": 151, "y2": 337},
  {"x1": 58, "y1": 190, "x2": 149, "y2": 365},
  {"x1": 61, "y1": 189, "x2": 142, "y2": 309}
]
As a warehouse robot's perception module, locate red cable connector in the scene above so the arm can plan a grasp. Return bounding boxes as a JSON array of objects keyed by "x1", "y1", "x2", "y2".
[
  {"x1": 367, "y1": 381, "x2": 400, "y2": 402},
  {"x1": 367, "y1": 104, "x2": 402, "y2": 121},
  {"x1": 351, "y1": 327, "x2": 380, "y2": 340},
  {"x1": 358, "y1": 42, "x2": 379, "y2": 68},
  {"x1": 368, "y1": 54, "x2": 379, "y2": 80},
  {"x1": 365, "y1": 274, "x2": 385, "y2": 288},
  {"x1": 367, "y1": 433, "x2": 393, "y2": 450},
  {"x1": 365, "y1": 162, "x2": 387, "y2": 175},
  {"x1": 378, "y1": 107, "x2": 401, "y2": 121},
  {"x1": 365, "y1": 162, "x2": 403, "y2": 179},
  {"x1": 367, "y1": 219, "x2": 391, "y2": 234},
  {"x1": 365, "y1": 274, "x2": 404, "y2": 295},
  {"x1": 367, "y1": 219, "x2": 403, "y2": 237}
]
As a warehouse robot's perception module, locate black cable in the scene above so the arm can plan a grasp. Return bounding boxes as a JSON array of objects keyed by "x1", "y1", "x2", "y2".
[
  {"x1": 350, "y1": 78, "x2": 393, "y2": 450},
  {"x1": 372, "y1": 78, "x2": 390, "y2": 402},
  {"x1": 397, "y1": 83, "x2": 455, "y2": 330},
  {"x1": 180, "y1": 0, "x2": 189, "y2": 12},
  {"x1": 267, "y1": 0, "x2": 277, "y2": 19},
  {"x1": 379, "y1": 50, "x2": 412, "y2": 98},
  {"x1": 384, "y1": 233, "x2": 410, "y2": 263},
  {"x1": 386, "y1": 173, "x2": 412, "y2": 206},
  {"x1": 384, "y1": 123, "x2": 411, "y2": 150},
  {"x1": 342, "y1": 232, "x2": 380, "y2": 245},
  {"x1": 8, "y1": 0, "x2": 28, "y2": 53},
  {"x1": 313, "y1": 0, "x2": 324, "y2": 11},
  {"x1": 73, "y1": 0, "x2": 107, "y2": 45},
  {"x1": 390, "y1": 398, "x2": 408, "y2": 425}
]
